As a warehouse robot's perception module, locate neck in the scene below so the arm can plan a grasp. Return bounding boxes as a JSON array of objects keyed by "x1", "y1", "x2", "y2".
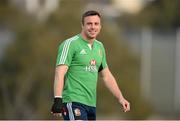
[{"x1": 80, "y1": 32, "x2": 94, "y2": 45}]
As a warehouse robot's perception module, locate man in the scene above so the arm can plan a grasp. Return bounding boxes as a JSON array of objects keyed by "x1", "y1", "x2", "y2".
[{"x1": 51, "y1": 10, "x2": 130, "y2": 120}]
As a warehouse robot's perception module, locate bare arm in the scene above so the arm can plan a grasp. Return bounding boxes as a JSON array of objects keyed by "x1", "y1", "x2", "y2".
[
  {"x1": 54, "y1": 65, "x2": 68, "y2": 97},
  {"x1": 51, "y1": 65, "x2": 68, "y2": 117},
  {"x1": 100, "y1": 67, "x2": 130, "y2": 112}
]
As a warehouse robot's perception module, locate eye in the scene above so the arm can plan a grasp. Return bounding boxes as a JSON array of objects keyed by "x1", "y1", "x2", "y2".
[
  {"x1": 86, "y1": 22, "x2": 92, "y2": 25},
  {"x1": 95, "y1": 22, "x2": 99, "y2": 25}
]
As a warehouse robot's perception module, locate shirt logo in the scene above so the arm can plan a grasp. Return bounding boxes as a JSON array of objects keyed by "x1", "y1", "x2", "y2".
[
  {"x1": 80, "y1": 49, "x2": 87, "y2": 55},
  {"x1": 99, "y1": 49, "x2": 102, "y2": 57},
  {"x1": 74, "y1": 108, "x2": 81, "y2": 116},
  {"x1": 85, "y1": 59, "x2": 97, "y2": 72},
  {"x1": 90, "y1": 59, "x2": 96, "y2": 65}
]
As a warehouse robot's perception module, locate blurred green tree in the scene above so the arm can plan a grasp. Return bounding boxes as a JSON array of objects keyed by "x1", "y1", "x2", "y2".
[{"x1": 119, "y1": 0, "x2": 180, "y2": 29}]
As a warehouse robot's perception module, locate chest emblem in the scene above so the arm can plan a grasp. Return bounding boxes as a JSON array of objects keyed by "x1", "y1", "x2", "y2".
[{"x1": 98, "y1": 49, "x2": 102, "y2": 57}]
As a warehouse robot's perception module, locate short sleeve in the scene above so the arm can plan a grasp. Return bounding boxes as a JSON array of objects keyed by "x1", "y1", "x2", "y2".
[
  {"x1": 98, "y1": 44, "x2": 108, "y2": 72},
  {"x1": 56, "y1": 39, "x2": 75, "y2": 66}
]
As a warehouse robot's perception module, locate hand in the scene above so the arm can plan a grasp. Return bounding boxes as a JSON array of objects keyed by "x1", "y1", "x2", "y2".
[
  {"x1": 51, "y1": 98, "x2": 63, "y2": 117},
  {"x1": 119, "y1": 97, "x2": 130, "y2": 112}
]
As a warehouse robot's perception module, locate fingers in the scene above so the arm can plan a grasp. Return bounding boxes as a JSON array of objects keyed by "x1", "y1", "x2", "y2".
[
  {"x1": 51, "y1": 112, "x2": 62, "y2": 117},
  {"x1": 123, "y1": 102, "x2": 130, "y2": 112},
  {"x1": 120, "y1": 99, "x2": 130, "y2": 112}
]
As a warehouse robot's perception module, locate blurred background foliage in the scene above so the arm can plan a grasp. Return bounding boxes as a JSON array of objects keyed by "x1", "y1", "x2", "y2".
[
  {"x1": 118, "y1": 0, "x2": 180, "y2": 29},
  {"x1": 0, "y1": 0, "x2": 179, "y2": 120}
]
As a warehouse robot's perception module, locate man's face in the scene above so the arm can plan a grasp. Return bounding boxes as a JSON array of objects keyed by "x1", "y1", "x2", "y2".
[{"x1": 82, "y1": 15, "x2": 101, "y2": 40}]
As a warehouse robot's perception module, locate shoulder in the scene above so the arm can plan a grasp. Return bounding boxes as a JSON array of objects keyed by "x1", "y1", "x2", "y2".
[
  {"x1": 59, "y1": 35, "x2": 80, "y2": 47},
  {"x1": 95, "y1": 39, "x2": 103, "y2": 45},
  {"x1": 95, "y1": 40, "x2": 105, "y2": 48},
  {"x1": 64, "y1": 35, "x2": 79, "y2": 44}
]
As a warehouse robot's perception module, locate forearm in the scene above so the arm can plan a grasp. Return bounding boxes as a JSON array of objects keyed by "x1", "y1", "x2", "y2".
[
  {"x1": 53, "y1": 65, "x2": 68, "y2": 97},
  {"x1": 54, "y1": 71, "x2": 64, "y2": 97},
  {"x1": 101, "y1": 68, "x2": 130, "y2": 112},
  {"x1": 103, "y1": 72, "x2": 124, "y2": 101}
]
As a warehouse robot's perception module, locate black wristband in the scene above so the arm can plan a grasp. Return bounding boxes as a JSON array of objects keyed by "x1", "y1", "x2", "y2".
[
  {"x1": 51, "y1": 98, "x2": 63, "y2": 113},
  {"x1": 54, "y1": 98, "x2": 62, "y2": 103}
]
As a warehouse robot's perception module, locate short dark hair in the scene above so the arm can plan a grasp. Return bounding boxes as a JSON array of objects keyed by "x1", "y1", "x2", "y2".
[{"x1": 81, "y1": 10, "x2": 101, "y2": 25}]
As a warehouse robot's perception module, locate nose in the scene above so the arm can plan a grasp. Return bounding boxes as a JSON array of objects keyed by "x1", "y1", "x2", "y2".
[{"x1": 91, "y1": 24, "x2": 96, "y2": 29}]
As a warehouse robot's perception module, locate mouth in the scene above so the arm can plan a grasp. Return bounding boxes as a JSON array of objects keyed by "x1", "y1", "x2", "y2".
[{"x1": 89, "y1": 31, "x2": 97, "y2": 35}]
